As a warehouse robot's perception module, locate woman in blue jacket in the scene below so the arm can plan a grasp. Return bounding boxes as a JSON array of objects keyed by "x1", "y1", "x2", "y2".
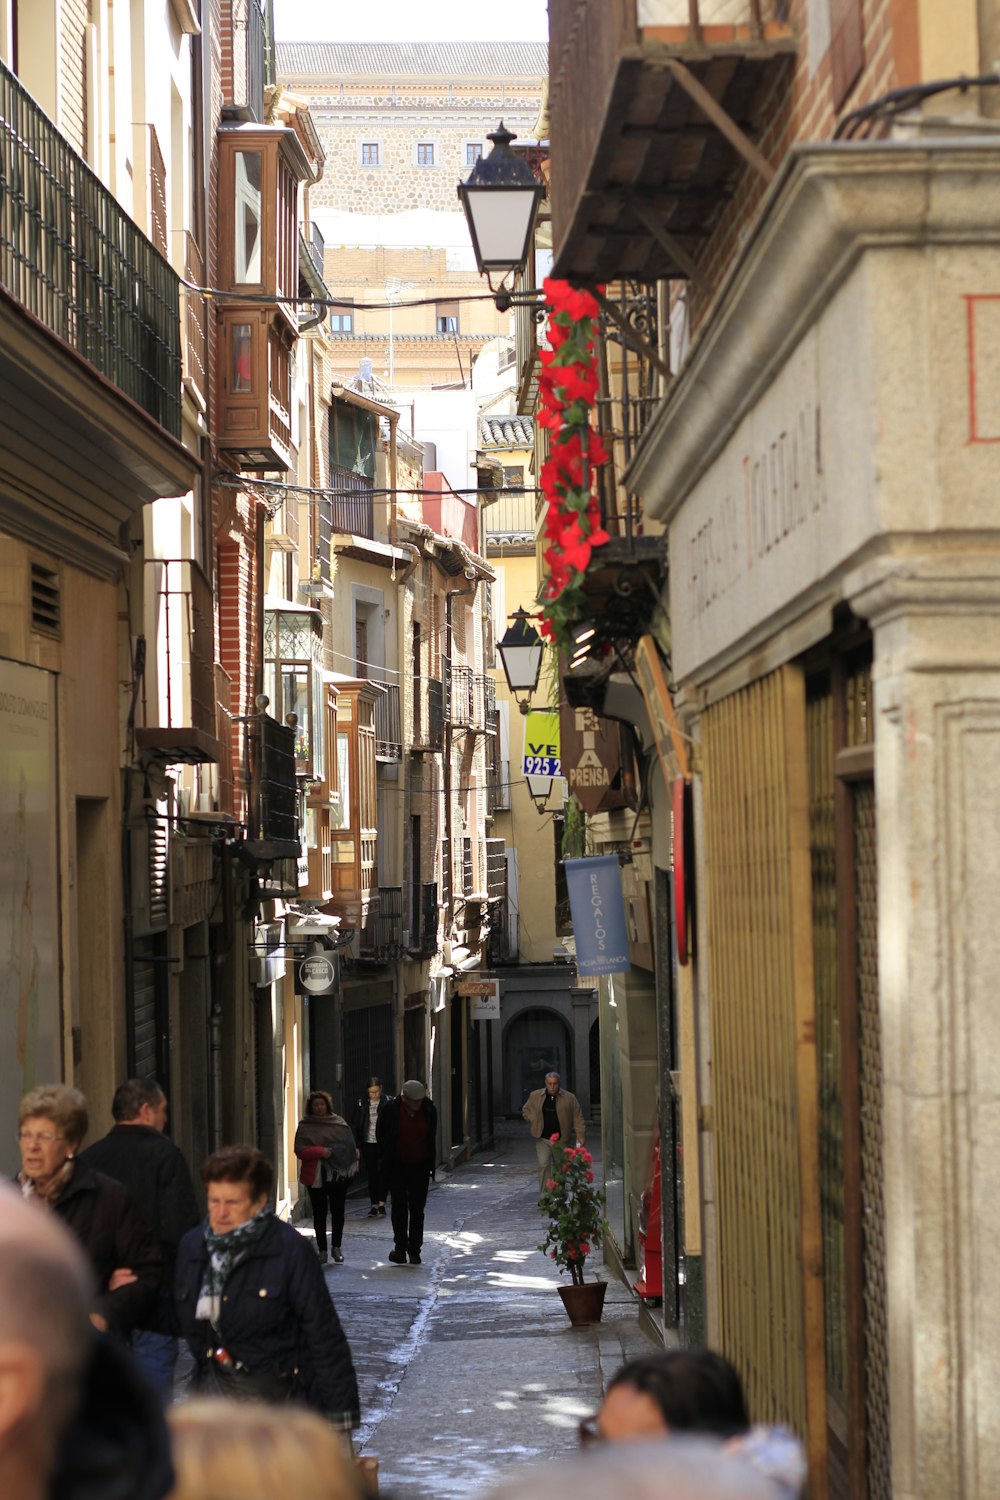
[{"x1": 174, "y1": 1144, "x2": 359, "y2": 1428}]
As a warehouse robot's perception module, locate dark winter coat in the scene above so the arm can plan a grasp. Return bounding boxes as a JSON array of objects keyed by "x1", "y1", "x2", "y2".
[
  {"x1": 52, "y1": 1162, "x2": 163, "y2": 1337},
  {"x1": 376, "y1": 1094, "x2": 438, "y2": 1176},
  {"x1": 80, "y1": 1124, "x2": 200, "y2": 1333},
  {"x1": 50, "y1": 1334, "x2": 174, "y2": 1500},
  {"x1": 174, "y1": 1215, "x2": 360, "y2": 1426},
  {"x1": 350, "y1": 1091, "x2": 390, "y2": 1149}
]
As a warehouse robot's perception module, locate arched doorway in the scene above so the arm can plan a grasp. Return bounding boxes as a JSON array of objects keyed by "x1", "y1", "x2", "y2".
[{"x1": 503, "y1": 1007, "x2": 572, "y2": 1116}]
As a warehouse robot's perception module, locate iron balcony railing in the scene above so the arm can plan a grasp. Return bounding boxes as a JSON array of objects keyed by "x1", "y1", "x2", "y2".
[
  {"x1": 409, "y1": 881, "x2": 438, "y2": 958},
  {"x1": 450, "y1": 664, "x2": 475, "y2": 728},
  {"x1": 328, "y1": 466, "x2": 376, "y2": 540},
  {"x1": 487, "y1": 754, "x2": 510, "y2": 816},
  {"x1": 0, "y1": 58, "x2": 181, "y2": 437},
  {"x1": 484, "y1": 488, "x2": 536, "y2": 542},
  {"x1": 485, "y1": 837, "x2": 507, "y2": 902},
  {"x1": 359, "y1": 885, "x2": 404, "y2": 961},
  {"x1": 447, "y1": 666, "x2": 495, "y2": 733},
  {"x1": 246, "y1": 713, "x2": 300, "y2": 858},
  {"x1": 412, "y1": 677, "x2": 444, "y2": 751},
  {"x1": 374, "y1": 683, "x2": 402, "y2": 761}
]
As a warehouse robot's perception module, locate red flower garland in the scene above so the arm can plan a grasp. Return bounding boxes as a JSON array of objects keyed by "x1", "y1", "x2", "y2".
[{"x1": 537, "y1": 278, "x2": 610, "y2": 651}]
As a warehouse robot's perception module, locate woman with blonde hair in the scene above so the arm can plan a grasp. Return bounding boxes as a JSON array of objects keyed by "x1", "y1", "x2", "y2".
[
  {"x1": 14, "y1": 1082, "x2": 161, "y2": 1337},
  {"x1": 168, "y1": 1398, "x2": 364, "y2": 1499}
]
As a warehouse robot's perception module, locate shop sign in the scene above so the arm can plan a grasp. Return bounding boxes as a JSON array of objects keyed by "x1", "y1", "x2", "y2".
[
  {"x1": 522, "y1": 709, "x2": 561, "y2": 778},
  {"x1": 565, "y1": 856, "x2": 631, "y2": 976},
  {"x1": 558, "y1": 701, "x2": 624, "y2": 815},
  {"x1": 296, "y1": 951, "x2": 339, "y2": 996},
  {"x1": 458, "y1": 978, "x2": 501, "y2": 1020}
]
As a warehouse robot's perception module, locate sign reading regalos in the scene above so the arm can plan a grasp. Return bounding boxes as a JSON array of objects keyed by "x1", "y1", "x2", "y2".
[
  {"x1": 522, "y1": 709, "x2": 561, "y2": 778},
  {"x1": 564, "y1": 856, "x2": 631, "y2": 977}
]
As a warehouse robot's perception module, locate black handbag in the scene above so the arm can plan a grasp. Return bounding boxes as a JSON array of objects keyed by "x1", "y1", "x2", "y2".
[{"x1": 195, "y1": 1352, "x2": 299, "y2": 1404}]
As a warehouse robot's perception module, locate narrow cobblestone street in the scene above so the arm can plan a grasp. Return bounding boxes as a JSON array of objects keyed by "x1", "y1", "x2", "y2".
[{"x1": 319, "y1": 1127, "x2": 656, "y2": 1499}]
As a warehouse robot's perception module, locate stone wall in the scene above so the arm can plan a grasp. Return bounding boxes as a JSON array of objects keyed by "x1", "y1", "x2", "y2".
[{"x1": 279, "y1": 79, "x2": 543, "y2": 216}]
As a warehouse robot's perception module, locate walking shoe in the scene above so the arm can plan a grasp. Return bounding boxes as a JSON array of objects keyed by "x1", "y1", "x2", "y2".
[
  {"x1": 387, "y1": 1249, "x2": 407, "y2": 1264},
  {"x1": 331, "y1": 1246, "x2": 344, "y2": 1263},
  {"x1": 366, "y1": 1206, "x2": 379, "y2": 1217},
  {"x1": 317, "y1": 1249, "x2": 328, "y2": 1264},
  {"x1": 377, "y1": 1205, "x2": 387, "y2": 1217},
  {"x1": 408, "y1": 1253, "x2": 421, "y2": 1265}
]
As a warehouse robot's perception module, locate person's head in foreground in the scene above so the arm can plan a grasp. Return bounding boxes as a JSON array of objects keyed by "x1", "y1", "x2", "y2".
[
  {"x1": 589, "y1": 1349, "x2": 750, "y2": 1443},
  {"x1": 167, "y1": 1399, "x2": 363, "y2": 1500},
  {"x1": 485, "y1": 1437, "x2": 777, "y2": 1500},
  {"x1": 0, "y1": 1183, "x2": 94, "y2": 1500}
]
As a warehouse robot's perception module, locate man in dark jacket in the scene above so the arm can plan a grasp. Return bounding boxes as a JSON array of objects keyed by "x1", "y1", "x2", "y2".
[
  {"x1": 81, "y1": 1079, "x2": 199, "y2": 1397},
  {"x1": 377, "y1": 1080, "x2": 438, "y2": 1266}
]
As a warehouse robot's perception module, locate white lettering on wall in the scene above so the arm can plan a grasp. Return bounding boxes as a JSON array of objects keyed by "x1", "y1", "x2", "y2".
[{"x1": 688, "y1": 402, "x2": 827, "y2": 620}]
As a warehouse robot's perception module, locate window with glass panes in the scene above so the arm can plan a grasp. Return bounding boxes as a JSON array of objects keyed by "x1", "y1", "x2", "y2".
[
  {"x1": 361, "y1": 142, "x2": 379, "y2": 166},
  {"x1": 436, "y1": 299, "x2": 459, "y2": 334},
  {"x1": 416, "y1": 142, "x2": 435, "y2": 166}
]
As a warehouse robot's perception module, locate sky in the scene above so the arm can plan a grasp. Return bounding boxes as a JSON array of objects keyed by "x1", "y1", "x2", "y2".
[{"x1": 273, "y1": 0, "x2": 549, "y2": 43}]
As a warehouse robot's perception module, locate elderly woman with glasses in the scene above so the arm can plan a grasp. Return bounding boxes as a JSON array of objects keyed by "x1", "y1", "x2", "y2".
[{"x1": 15, "y1": 1083, "x2": 162, "y2": 1337}]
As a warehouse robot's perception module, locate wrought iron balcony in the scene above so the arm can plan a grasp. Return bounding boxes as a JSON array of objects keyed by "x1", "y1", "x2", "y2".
[
  {"x1": 446, "y1": 666, "x2": 496, "y2": 734},
  {"x1": 374, "y1": 682, "x2": 402, "y2": 761},
  {"x1": 328, "y1": 466, "x2": 376, "y2": 540},
  {"x1": 245, "y1": 713, "x2": 300, "y2": 862},
  {"x1": 412, "y1": 677, "x2": 444, "y2": 752},
  {"x1": 548, "y1": 0, "x2": 795, "y2": 283},
  {"x1": 0, "y1": 57, "x2": 181, "y2": 436},
  {"x1": 408, "y1": 881, "x2": 439, "y2": 958},
  {"x1": 358, "y1": 885, "x2": 404, "y2": 963}
]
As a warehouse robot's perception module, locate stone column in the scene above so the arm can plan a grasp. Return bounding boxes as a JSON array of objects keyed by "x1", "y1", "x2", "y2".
[{"x1": 851, "y1": 552, "x2": 1000, "y2": 1499}]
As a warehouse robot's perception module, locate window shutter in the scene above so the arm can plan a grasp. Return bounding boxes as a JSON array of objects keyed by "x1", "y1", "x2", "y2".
[{"x1": 830, "y1": 0, "x2": 864, "y2": 110}]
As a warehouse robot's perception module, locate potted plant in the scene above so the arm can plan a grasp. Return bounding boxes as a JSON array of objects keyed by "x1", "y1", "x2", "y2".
[{"x1": 537, "y1": 1138, "x2": 608, "y2": 1324}]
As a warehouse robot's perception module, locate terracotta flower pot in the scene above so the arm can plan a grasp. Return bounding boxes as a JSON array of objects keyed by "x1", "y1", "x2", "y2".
[{"x1": 557, "y1": 1279, "x2": 607, "y2": 1326}]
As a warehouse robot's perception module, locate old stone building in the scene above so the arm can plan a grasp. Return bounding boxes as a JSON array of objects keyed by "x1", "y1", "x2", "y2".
[
  {"x1": 275, "y1": 43, "x2": 546, "y2": 216},
  {"x1": 276, "y1": 43, "x2": 546, "y2": 396}
]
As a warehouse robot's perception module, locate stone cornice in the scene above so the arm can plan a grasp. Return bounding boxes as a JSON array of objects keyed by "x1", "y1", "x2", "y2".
[{"x1": 628, "y1": 138, "x2": 1000, "y2": 522}]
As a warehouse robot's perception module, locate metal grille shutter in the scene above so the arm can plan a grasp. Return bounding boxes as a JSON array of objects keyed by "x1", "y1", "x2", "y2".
[
  {"x1": 702, "y1": 666, "x2": 826, "y2": 1471},
  {"x1": 343, "y1": 1002, "x2": 394, "y2": 1114}
]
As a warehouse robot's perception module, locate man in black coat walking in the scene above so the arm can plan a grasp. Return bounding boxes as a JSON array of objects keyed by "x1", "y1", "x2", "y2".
[
  {"x1": 81, "y1": 1078, "x2": 199, "y2": 1397},
  {"x1": 377, "y1": 1080, "x2": 437, "y2": 1266}
]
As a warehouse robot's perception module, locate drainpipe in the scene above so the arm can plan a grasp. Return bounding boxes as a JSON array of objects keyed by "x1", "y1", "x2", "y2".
[{"x1": 210, "y1": 837, "x2": 236, "y2": 1150}]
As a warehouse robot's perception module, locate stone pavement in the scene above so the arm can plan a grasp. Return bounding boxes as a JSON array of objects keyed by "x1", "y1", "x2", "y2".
[{"x1": 321, "y1": 1126, "x2": 660, "y2": 1500}]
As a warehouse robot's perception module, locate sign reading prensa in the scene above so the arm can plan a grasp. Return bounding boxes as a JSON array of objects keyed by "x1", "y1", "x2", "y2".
[
  {"x1": 522, "y1": 709, "x2": 561, "y2": 779},
  {"x1": 564, "y1": 856, "x2": 631, "y2": 977}
]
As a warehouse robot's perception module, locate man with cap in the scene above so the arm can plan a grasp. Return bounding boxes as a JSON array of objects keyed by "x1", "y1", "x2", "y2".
[{"x1": 376, "y1": 1081, "x2": 438, "y2": 1265}]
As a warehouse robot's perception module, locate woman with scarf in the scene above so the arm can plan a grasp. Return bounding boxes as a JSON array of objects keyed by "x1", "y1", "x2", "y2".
[
  {"x1": 15, "y1": 1083, "x2": 161, "y2": 1337},
  {"x1": 174, "y1": 1144, "x2": 359, "y2": 1428},
  {"x1": 294, "y1": 1090, "x2": 359, "y2": 1264}
]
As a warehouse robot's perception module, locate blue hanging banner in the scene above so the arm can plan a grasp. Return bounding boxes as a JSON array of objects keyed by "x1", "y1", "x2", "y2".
[{"x1": 564, "y1": 855, "x2": 631, "y2": 976}]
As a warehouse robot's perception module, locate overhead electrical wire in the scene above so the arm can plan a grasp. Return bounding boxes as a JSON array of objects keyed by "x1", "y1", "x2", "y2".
[{"x1": 182, "y1": 276, "x2": 535, "y2": 314}]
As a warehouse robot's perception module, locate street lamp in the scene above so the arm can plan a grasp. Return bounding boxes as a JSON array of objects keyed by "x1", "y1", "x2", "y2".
[
  {"x1": 458, "y1": 123, "x2": 544, "y2": 309},
  {"x1": 497, "y1": 607, "x2": 544, "y2": 715}
]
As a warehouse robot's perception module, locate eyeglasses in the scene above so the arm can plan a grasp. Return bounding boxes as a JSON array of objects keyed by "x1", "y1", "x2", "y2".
[
  {"x1": 578, "y1": 1416, "x2": 604, "y2": 1447},
  {"x1": 17, "y1": 1130, "x2": 64, "y2": 1145}
]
